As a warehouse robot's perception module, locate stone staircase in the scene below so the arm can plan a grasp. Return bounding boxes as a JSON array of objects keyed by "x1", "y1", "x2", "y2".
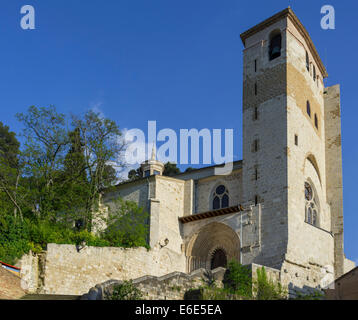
[{"x1": 81, "y1": 267, "x2": 227, "y2": 300}]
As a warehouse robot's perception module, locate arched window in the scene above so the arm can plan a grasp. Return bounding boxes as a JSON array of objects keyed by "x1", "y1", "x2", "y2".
[
  {"x1": 306, "y1": 101, "x2": 311, "y2": 117},
  {"x1": 212, "y1": 185, "x2": 229, "y2": 210},
  {"x1": 269, "y1": 32, "x2": 281, "y2": 61},
  {"x1": 305, "y1": 182, "x2": 319, "y2": 227},
  {"x1": 314, "y1": 114, "x2": 319, "y2": 129}
]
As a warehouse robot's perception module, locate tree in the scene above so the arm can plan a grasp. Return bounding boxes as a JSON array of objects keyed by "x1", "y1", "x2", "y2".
[
  {"x1": 71, "y1": 110, "x2": 124, "y2": 230},
  {"x1": 0, "y1": 122, "x2": 23, "y2": 220},
  {"x1": 56, "y1": 128, "x2": 90, "y2": 226},
  {"x1": 16, "y1": 106, "x2": 70, "y2": 221},
  {"x1": 163, "y1": 162, "x2": 181, "y2": 176},
  {"x1": 128, "y1": 167, "x2": 142, "y2": 181},
  {"x1": 101, "y1": 197, "x2": 149, "y2": 247},
  {"x1": 15, "y1": 106, "x2": 124, "y2": 228}
]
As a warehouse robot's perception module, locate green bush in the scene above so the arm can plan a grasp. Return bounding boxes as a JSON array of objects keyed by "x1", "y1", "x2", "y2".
[
  {"x1": 223, "y1": 260, "x2": 252, "y2": 298},
  {"x1": 107, "y1": 280, "x2": 143, "y2": 300},
  {"x1": 0, "y1": 198, "x2": 150, "y2": 265},
  {"x1": 101, "y1": 197, "x2": 149, "y2": 248},
  {"x1": 190, "y1": 261, "x2": 288, "y2": 300},
  {"x1": 254, "y1": 267, "x2": 287, "y2": 300}
]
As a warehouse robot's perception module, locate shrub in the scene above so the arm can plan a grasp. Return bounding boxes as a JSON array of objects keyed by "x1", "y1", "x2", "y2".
[
  {"x1": 223, "y1": 260, "x2": 252, "y2": 298},
  {"x1": 107, "y1": 280, "x2": 143, "y2": 300},
  {"x1": 101, "y1": 198, "x2": 149, "y2": 248},
  {"x1": 0, "y1": 198, "x2": 149, "y2": 265},
  {"x1": 189, "y1": 261, "x2": 289, "y2": 300},
  {"x1": 254, "y1": 267, "x2": 287, "y2": 300}
]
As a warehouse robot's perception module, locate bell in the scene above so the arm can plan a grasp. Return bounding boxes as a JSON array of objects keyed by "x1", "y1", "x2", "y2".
[{"x1": 271, "y1": 46, "x2": 281, "y2": 55}]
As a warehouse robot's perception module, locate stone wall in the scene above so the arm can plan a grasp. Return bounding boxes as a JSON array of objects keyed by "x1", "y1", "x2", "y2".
[
  {"x1": 20, "y1": 243, "x2": 186, "y2": 295},
  {"x1": 195, "y1": 169, "x2": 242, "y2": 213},
  {"x1": 81, "y1": 264, "x2": 281, "y2": 300},
  {"x1": 242, "y1": 17, "x2": 289, "y2": 270},
  {"x1": 324, "y1": 84, "x2": 345, "y2": 278},
  {"x1": 81, "y1": 267, "x2": 226, "y2": 300}
]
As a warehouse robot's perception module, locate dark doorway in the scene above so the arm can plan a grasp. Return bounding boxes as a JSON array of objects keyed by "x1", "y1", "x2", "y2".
[{"x1": 210, "y1": 249, "x2": 227, "y2": 270}]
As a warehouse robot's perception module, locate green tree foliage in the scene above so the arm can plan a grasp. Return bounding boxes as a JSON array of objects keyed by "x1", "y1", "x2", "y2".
[
  {"x1": 0, "y1": 122, "x2": 23, "y2": 220},
  {"x1": 191, "y1": 261, "x2": 288, "y2": 300},
  {"x1": 0, "y1": 197, "x2": 149, "y2": 265},
  {"x1": 107, "y1": 280, "x2": 143, "y2": 300},
  {"x1": 16, "y1": 106, "x2": 70, "y2": 221},
  {"x1": 127, "y1": 161, "x2": 183, "y2": 181},
  {"x1": 101, "y1": 197, "x2": 149, "y2": 248},
  {"x1": 253, "y1": 266, "x2": 287, "y2": 300},
  {"x1": 0, "y1": 106, "x2": 150, "y2": 265},
  {"x1": 128, "y1": 167, "x2": 143, "y2": 181},
  {"x1": 71, "y1": 110, "x2": 123, "y2": 230},
  {"x1": 223, "y1": 260, "x2": 252, "y2": 298},
  {"x1": 163, "y1": 162, "x2": 181, "y2": 176}
]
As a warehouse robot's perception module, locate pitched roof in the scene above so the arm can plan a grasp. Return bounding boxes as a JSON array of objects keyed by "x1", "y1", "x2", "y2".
[{"x1": 179, "y1": 205, "x2": 244, "y2": 224}]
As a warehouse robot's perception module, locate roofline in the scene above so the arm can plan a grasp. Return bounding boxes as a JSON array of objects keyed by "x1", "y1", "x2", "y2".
[
  {"x1": 179, "y1": 205, "x2": 244, "y2": 224},
  {"x1": 240, "y1": 7, "x2": 328, "y2": 78},
  {"x1": 105, "y1": 160, "x2": 243, "y2": 192},
  {"x1": 174, "y1": 160, "x2": 243, "y2": 177},
  {"x1": 0, "y1": 260, "x2": 20, "y2": 271},
  {"x1": 333, "y1": 266, "x2": 358, "y2": 283}
]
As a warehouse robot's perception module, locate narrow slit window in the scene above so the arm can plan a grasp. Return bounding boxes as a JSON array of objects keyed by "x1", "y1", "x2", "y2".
[
  {"x1": 254, "y1": 59, "x2": 257, "y2": 72},
  {"x1": 295, "y1": 134, "x2": 298, "y2": 146},
  {"x1": 253, "y1": 139, "x2": 259, "y2": 152},
  {"x1": 306, "y1": 51, "x2": 310, "y2": 72},
  {"x1": 254, "y1": 107, "x2": 258, "y2": 120},
  {"x1": 307, "y1": 101, "x2": 311, "y2": 117},
  {"x1": 314, "y1": 114, "x2": 319, "y2": 129},
  {"x1": 254, "y1": 83, "x2": 257, "y2": 96}
]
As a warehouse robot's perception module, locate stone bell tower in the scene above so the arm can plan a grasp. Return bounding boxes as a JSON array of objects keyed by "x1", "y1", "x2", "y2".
[
  {"x1": 240, "y1": 8, "x2": 343, "y2": 289},
  {"x1": 140, "y1": 145, "x2": 165, "y2": 177}
]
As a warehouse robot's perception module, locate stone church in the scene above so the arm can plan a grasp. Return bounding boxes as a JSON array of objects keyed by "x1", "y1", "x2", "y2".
[
  {"x1": 19, "y1": 8, "x2": 356, "y2": 297},
  {"x1": 98, "y1": 7, "x2": 355, "y2": 292}
]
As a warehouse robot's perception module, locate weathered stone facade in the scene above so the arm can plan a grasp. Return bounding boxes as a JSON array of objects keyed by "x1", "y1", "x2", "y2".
[
  {"x1": 19, "y1": 8, "x2": 355, "y2": 298},
  {"x1": 21, "y1": 244, "x2": 185, "y2": 295}
]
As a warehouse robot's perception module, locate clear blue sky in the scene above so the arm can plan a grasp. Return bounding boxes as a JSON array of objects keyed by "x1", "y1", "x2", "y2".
[{"x1": 0, "y1": 1, "x2": 357, "y2": 263}]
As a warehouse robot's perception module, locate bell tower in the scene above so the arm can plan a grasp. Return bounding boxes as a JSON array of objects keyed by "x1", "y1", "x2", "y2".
[
  {"x1": 240, "y1": 8, "x2": 342, "y2": 288},
  {"x1": 140, "y1": 145, "x2": 165, "y2": 177}
]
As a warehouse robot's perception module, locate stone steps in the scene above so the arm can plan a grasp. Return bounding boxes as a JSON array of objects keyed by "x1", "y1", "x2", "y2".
[{"x1": 81, "y1": 267, "x2": 227, "y2": 300}]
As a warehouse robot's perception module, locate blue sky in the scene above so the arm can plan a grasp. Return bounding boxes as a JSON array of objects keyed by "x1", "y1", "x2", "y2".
[{"x1": 0, "y1": 1, "x2": 357, "y2": 262}]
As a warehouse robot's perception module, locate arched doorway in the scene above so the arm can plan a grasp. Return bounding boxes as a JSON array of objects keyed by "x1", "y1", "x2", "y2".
[
  {"x1": 210, "y1": 248, "x2": 227, "y2": 270},
  {"x1": 185, "y1": 222, "x2": 240, "y2": 272}
]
